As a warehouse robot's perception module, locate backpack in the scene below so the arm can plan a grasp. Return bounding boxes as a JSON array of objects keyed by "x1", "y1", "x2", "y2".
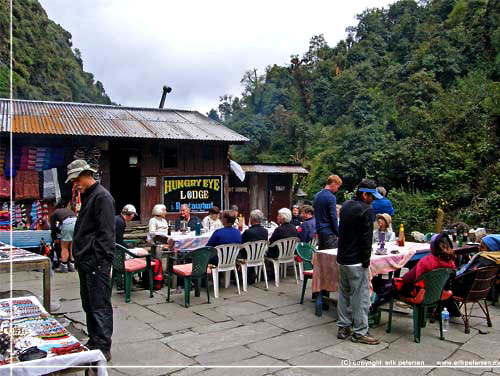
[{"x1": 141, "y1": 259, "x2": 163, "y2": 291}]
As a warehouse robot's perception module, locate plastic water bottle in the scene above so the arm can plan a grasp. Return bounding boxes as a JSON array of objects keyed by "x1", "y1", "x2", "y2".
[{"x1": 441, "y1": 308, "x2": 449, "y2": 331}]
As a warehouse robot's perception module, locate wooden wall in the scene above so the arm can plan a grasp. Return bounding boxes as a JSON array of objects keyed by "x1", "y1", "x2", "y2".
[{"x1": 140, "y1": 140, "x2": 229, "y2": 221}]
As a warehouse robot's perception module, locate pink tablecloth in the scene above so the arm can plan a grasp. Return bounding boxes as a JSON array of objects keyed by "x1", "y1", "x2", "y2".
[{"x1": 311, "y1": 242, "x2": 429, "y2": 293}]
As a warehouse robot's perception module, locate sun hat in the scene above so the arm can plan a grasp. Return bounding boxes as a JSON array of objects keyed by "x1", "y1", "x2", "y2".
[
  {"x1": 357, "y1": 179, "x2": 383, "y2": 199},
  {"x1": 376, "y1": 213, "x2": 392, "y2": 227},
  {"x1": 65, "y1": 159, "x2": 97, "y2": 183}
]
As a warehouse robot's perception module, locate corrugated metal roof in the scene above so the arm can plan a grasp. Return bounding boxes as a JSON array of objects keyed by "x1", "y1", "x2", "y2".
[
  {"x1": 0, "y1": 99, "x2": 249, "y2": 143},
  {"x1": 240, "y1": 164, "x2": 309, "y2": 174}
]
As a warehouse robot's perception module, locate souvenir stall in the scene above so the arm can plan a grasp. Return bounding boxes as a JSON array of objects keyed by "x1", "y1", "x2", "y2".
[
  {"x1": 0, "y1": 142, "x2": 102, "y2": 249},
  {"x1": 0, "y1": 296, "x2": 107, "y2": 375}
]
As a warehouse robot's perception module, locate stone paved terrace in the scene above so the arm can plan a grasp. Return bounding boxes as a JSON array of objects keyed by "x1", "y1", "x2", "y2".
[{"x1": 2, "y1": 269, "x2": 500, "y2": 376}]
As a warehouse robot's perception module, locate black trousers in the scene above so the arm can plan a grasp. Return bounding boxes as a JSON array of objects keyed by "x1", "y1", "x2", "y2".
[
  {"x1": 78, "y1": 262, "x2": 113, "y2": 351},
  {"x1": 318, "y1": 233, "x2": 338, "y2": 250}
]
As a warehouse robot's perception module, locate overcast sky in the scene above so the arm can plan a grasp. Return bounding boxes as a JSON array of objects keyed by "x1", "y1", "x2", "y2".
[{"x1": 37, "y1": 0, "x2": 394, "y2": 114}]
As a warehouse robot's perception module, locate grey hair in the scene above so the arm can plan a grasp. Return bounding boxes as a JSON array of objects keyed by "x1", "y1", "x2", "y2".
[
  {"x1": 278, "y1": 208, "x2": 292, "y2": 223},
  {"x1": 250, "y1": 209, "x2": 265, "y2": 224},
  {"x1": 376, "y1": 186, "x2": 386, "y2": 196},
  {"x1": 180, "y1": 203, "x2": 190, "y2": 212},
  {"x1": 231, "y1": 205, "x2": 239, "y2": 211},
  {"x1": 152, "y1": 204, "x2": 166, "y2": 216}
]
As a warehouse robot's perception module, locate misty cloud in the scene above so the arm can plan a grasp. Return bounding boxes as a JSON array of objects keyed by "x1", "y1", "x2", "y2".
[{"x1": 37, "y1": 0, "x2": 394, "y2": 113}]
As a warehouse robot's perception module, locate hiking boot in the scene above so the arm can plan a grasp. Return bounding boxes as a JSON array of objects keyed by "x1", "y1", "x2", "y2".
[
  {"x1": 68, "y1": 262, "x2": 76, "y2": 272},
  {"x1": 351, "y1": 333, "x2": 380, "y2": 345},
  {"x1": 54, "y1": 263, "x2": 68, "y2": 273},
  {"x1": 337, "y1": 326, "x2": 352, "y2": 340}
]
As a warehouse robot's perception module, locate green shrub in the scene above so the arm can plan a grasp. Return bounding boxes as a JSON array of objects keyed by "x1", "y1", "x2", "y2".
[{"x1": 389, "y1": 189, "x2": 437, "y2": 235}]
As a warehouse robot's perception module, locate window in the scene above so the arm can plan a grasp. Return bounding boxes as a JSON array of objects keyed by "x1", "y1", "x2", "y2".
[{"x1": 162, "y1": 147, "x2": 178, "y2": 169}]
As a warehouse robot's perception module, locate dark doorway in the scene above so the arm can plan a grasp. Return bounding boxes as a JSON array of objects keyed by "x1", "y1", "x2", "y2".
[
  {"x1": 110, "y1": 142, "x2": 141, "y2": 220},
  {"x1": 268, "y1": 175, "x2": 292, "y2": 222}
]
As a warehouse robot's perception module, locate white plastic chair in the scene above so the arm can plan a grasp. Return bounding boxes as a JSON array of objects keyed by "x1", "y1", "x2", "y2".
[
  {"x1": 298, "y1": 236, "x2": 318, "y2": 281},
  {"x1": 212, "y1": 243, "x2": 241, "y2": 298},
  {"x1": 310, "y1": 236, "x2": 318, "y2": 249},
  {"x1": 238, "y1": 240, "x2": 269, "y2": 291},
  {"x1": 265, "y1": 237, "x2": 300, "y2": 287}
]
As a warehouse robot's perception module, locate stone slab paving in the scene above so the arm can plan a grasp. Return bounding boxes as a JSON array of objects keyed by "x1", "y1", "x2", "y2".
[
  {"x1": 3, "y1": 269, "x2": 500, "y2": 376},
  {"x1": 247, "y1": 323, "x2": 343, "y2": 360},
  {"x1": 264, "y1": 310, "x2": 335, "y2": 331},
  {"x1": 168, "y1": 322, "x2": 284, "y2": 357},
  {"x1": 194, "y1": 345, "x2": 258, "y2": 365}
]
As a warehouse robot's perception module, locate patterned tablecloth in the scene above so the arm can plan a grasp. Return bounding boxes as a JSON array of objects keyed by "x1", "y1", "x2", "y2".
[
  {"x1": 0, "y1": 296, "x2": 107, "y2": 376},
  {"x1": 165, "y1": 225, "x2": 278, "y2": 252},
  {"x1": 311, "y1": 242, "x2": 430, "y2": 293}
]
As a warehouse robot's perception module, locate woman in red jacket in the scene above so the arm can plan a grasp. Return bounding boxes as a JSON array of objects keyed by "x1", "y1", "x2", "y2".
[{"x1": 395, "y1": 232, "x2": 456, "y2": 297}]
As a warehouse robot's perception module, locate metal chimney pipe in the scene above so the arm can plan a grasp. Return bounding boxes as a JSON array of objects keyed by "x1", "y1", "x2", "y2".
[{"x1": 159, "y1": 85, "x2": 172, "y2": 108}]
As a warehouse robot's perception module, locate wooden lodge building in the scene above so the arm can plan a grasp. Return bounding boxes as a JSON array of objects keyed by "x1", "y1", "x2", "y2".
[{"x1": 0, "y1": 99, "x2": 308, "y2": 223}]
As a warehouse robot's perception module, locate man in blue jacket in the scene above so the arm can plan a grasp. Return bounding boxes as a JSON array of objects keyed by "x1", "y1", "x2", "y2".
[
  {"x1": 313, "y1": 175, "x2": 342, "y2": 250},
  {"x1": 371, "y1": 186, "x2": 394, "y2": 221},
  {"x1": 297, "y1": 205, "x2": 316, "y2": 243}
]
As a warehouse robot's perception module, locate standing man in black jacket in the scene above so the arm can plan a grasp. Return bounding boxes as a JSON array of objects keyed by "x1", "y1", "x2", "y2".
[
  {"x1": 337, "y1": 179, "x2": 382, "y2": 345},
  {"x1": 66, "y1": 160, "x2": 115, "y2": 361}
]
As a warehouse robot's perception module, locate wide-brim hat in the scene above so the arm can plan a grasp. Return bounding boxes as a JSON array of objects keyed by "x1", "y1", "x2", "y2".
[
  {"x1": 65, "y1": 159, "x2": 97, "y2": 183},
  {"x1": 376, "y1": 213, "x2": 392, "y2": 226}
]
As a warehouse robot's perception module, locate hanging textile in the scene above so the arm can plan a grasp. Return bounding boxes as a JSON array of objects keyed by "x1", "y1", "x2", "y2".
[
  {"x1": 14, "y1": 170, "x2": 40, "y2": 201},
  {"x1": 43, "y1": 168, "x2": 61, "y2": 203},
  {"x1": 0, "y1": 175, "x2": 10, "y2": 199}
]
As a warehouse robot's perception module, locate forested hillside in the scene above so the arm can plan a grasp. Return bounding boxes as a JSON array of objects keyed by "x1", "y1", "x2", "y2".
[
  {"x1": 213, "y1": 0, "x2": 500, "y2": 231},
  {"x1": 0, "y1": 0, "x2": 111, "y2": 104}
]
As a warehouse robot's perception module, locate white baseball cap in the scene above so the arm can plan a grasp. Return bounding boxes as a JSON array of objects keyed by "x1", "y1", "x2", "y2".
[{"x1": 122, "y1": 204, "x2": 137, "y2": 216}]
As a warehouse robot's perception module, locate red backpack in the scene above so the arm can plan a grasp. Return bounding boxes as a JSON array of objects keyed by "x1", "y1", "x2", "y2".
[{"x1": 152, "y1": 259, "x2": 163, "y2": 290}]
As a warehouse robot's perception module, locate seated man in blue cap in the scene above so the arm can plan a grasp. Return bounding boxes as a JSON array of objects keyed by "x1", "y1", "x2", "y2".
[{"x1": 452, "y1": 234, "x2": 500, "y2": 298}]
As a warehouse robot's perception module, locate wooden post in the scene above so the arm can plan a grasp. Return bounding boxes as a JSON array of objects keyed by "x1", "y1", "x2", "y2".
[{"x1": 435, "y1": 208, "x2": 444, "y2": 234}]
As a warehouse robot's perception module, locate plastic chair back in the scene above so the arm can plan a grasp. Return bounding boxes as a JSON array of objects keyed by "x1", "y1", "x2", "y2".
[
  {"x1": 114, "y1": 243, "x2": 128, "y2": 274},
  {"x1": 241, "y1": 240, "x2": 268, "y2": 263},
  {"x1": 415, "y1": 268, "x2": 455, "y2": 306},
  {"x1": 456, "y1": 266, "x2": 499, "y2": 302},
  {"x1": 216, "y1": 244, "x2": 241, "y2": 268},
  {"x1": 309, "y1": 236, "x2": 318, "y2": 249},
  {"x1": 186, "y1": 246, "x2": 217, "y2": 278},
  {"x1": 296, "y1": 242, "x2": 316, "y2": 271},
  {"x1": 270, "y1": 237, "x2": 300, "y2": 261}
]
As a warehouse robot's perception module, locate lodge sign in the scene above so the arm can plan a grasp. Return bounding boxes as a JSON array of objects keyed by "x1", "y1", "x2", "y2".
[{"x1": 163, "y1": 176, "x2": 223, "y2": 213}]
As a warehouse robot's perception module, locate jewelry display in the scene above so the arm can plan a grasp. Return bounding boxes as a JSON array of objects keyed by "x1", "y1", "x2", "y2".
[{"x1": 0, "y1": 297, "x2": 87, "y2": 364}]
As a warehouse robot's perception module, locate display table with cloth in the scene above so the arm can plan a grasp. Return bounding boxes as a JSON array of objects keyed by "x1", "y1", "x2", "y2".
[
  {"x1": 0, "y1": 231, "x2": 51, "y2": 249},
  {"x1": 0, "y1": 243, "x2": 51, "y2": 313},
  {"x1": 0, "y1": 296, "x2": 107, "y2": 376}
]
